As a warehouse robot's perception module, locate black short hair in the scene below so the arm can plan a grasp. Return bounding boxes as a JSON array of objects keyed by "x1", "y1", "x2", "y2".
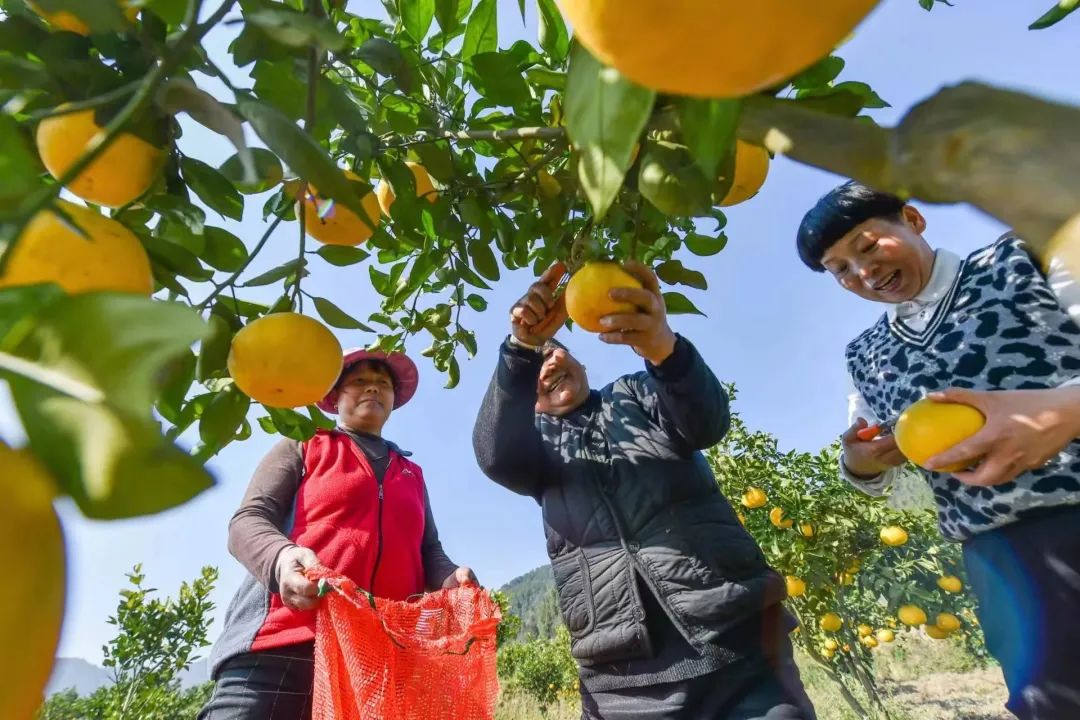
[{"x1": 796, "y1": 181, "x2": 906, "y2": 272}]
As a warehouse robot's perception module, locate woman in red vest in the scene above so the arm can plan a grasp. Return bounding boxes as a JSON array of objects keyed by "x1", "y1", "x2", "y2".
[{"x1": 200, "y1": 348, "x2": 475, "y2": 720}]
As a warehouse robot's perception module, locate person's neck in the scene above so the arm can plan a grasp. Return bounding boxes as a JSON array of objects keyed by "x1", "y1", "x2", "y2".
[{"x1": 339, "y1": 424, "x2": 383, "y2": 438}]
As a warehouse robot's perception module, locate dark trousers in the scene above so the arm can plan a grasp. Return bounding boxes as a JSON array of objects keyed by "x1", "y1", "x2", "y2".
[
  {"x1": 963, "y1": 505, "x2": 1080, "y2": 719},
  {"x1": 581, "y1": 626, "x2": 815, "y2": 720},
  {"x1": 581, "y1": 654, "x2": 813, "y2": 720},
  {"x1": 198, "y1": 642, "x2": 314, "y2": 720}
]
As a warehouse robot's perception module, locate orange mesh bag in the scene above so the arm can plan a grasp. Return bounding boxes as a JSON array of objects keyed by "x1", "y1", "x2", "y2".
[{"x1": 309, "y1": 570, "x2": 502, "y2": 720}]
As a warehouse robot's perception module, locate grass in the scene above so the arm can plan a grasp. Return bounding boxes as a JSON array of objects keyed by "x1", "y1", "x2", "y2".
[{"x1": 494, "y1": 631, "x2": 1007, "y2": 720}]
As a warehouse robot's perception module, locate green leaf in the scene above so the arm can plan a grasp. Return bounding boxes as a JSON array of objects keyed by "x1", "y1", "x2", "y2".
[
  {"x1": 144, "y1": 0, "x2": 188, "y2": 25},
  {"x1": 241, "y1": 258, "x2": 306, "y2": 288},
  {"x1": 468, "y1": 239, "x2": 501, "y2": 281},
  {"x1": 181, "y1": 157, "x2": 244, "y2": 221},
  {"x1": 198, "y1": 385, "x2": 251, "y2": 450},
  {"x1": 196, "y1": 313, "x2": 233, "y2": 382},
  {"x1": 791, "y1": 56, "x2": 846, "y2": 90},
  {"x1": 158, "y1": 78, "x2": 253, "y2": 184},
  {"x1": 315, "y1": 245, "x2": 370, "y2": 267},
  {"x1": 656, "y1": 260, "x2": 707, "y2": 290},
  {"x1": 245, "y1": 8, "x2": 346, "y2": 52},
  {"x1": 526, "y1": 67, "x2": 565, "y2": 91},
  {"x1": 470, "y1": 52, "x2": 531, "y2": 106},
  {"x1": 536, "y1": 0, "x2": 569, "y2": 63},
  {"x1": 435, "y1": 0, "x2": 467, "y2": 35},
  {"x1": 219, "y1": 148, "x2": 284, "y2": 194},
  {"x1": 235, "y1": 95, "x2": 370, "y2": 220},
  {"x1": 1, "y1": 294, "x2": 213, "y2": 519},
  {"x1": 565, "y1": 43, "x2": 656, "y2": 221},
  {"x1": 313, "y1": 296, "x2": 375, "y2": 331},
  {"x1": 444, "y1": 355, "x2": 460, "y2": 389},
  {"x1": 1030, "y1": 0, "x2": 1079, "y2": 29},
  {"x1": 31, "y1": 0, "x2": 126, "y2": 33},
  {"x1": 676, "y1": 98, "x2": 740, "y2": 180},
  {"x1": 201, "y1": 227, "x2": 249, "y2": 273},
  {"x1": 156, "y1": 349, "x2": 196, "y2": 424},
  {"x1": 260, "y1": 406, "x2": 318, "y2": 441},
  {"x1": 461, "y1": 0, "x2": 497, "y2": 61},
  {"x1": 142, "y1": 233, "x2": 214, "y2": 282},
  {"x1": 684, "y1": 232, "x2": 728, "y2": 257},
  {"x1": 0, "y1": 114, "x2": 43, "y2": 206},
  {"x1": 399, "y1": 0, "x2": 435, "y2": 41},
  {"x1": 465, "y1": 293, "x2": 488, "y2": 311},
  {"x1": 454, "y1": 256, "x2": 491, "y2": 290},
  {"x1": 662, "y1": 291, "x2": 706, "y2": 317},
  {"x1": 355, "y1": 38, "x2": 415, "y2": 93}
]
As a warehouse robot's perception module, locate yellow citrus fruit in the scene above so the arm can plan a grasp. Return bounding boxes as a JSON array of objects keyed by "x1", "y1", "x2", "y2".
[
  {"x1": 838, "y1": 571, "x2": 855, "y2": 586},
  {"x1": 28, "y1": 1, "x2": 138, "y2": 34},
  {"x1": 0, "y1": 443, "x2": 65, "y2": 720},
  {"x1": 741, "y1": 486, "x2": 768, "y2": 509},
  {"x1": 716, "y1": 141, "x2": 770, "y2": 207},
  {"x1": 376, "y1": 162, "x2": 438, "y2": 216},
  {"x1": 822, "y1": 648, "x2": 835, "y2": 659},
  {"x1": 0, "y1": 200, "x2": 153, "y2": 295},
  {"x1": 537, "y1": 170, "x2": 562, "y2": 198},
  {"x1": 861, "y1": 635, "x2": 879, "y2": 648},
  {"x1": 737, "y1": 512, "x2": 746, "y2": 526},
  {"x1": 785, "y1": 575, "x2": 806, "y2": 598},
  {"x1": 876, "y1": 629, "x2": 895, "y2": 643},
  {"x1": 824, "y1": 638, "x2": 839, "y2": 652},
  {"x1": 880, "y1": 525, "x2": 909, "y2": 547},
  {"x1": 937, "y1": 575, "x2": 963, "y2": 593},
  {"x1": 227, "y1": 313, "x2": 343, "y2": 409},
  {"x1": 301, "y1": 171, "x2": 381, "y2": 247},
  {"x1": 846, "y1": 559, "x2": 861, "y2": 574},
  {"x1": 820, "y1": 613, "x2": 843, "y2": 633},
  {"x1": 935, "y1": 613, "x2": 961, "y2": 632},
  {"x1": 858, "y1": 624, "x2": 873, "y2": 638},
  {"x1": 842, "y1": 644, "x2": 852, "y2": 653},
  {"x1": 37, "y1": 108, "x2": 165, "y2": 208},
  {"x1": 925, "y1": 624, "x2": 951, "y2": 640},
  {"x1": 799, "y1": 522, "x2": 814, "y2": 538},
  {"x1": 769, "y1": 506, "x2": 794, "y2": 529},
  {"x1": 558, "y1": 0, "x2": 879, "y2": 98},
  {"x1": 893, "y1": 397, "x2": 986, "y2": 472},
  {"x1": 564, "y1": 261, "x2": 643, "y2": 333},
  {"x1": 898, "y1": 605, "x2": 928, "y2": 627}
]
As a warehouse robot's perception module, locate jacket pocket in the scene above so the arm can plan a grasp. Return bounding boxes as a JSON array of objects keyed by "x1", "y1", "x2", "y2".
[
  {"x1": 686, "y1": 518, "x2": 769, "y2": 581},
  {"x1": 551, "y1": 549, "x2": 596, "y2": 639}
]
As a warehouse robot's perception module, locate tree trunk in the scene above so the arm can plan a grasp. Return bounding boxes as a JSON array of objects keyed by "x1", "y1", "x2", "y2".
[{"x1": 738, "y1": 82, "x2": 1080, "y2": 262}]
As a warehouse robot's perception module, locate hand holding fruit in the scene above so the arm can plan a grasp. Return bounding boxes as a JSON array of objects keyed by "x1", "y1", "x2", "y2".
[
  {"x1": 510, "y1": 262, "x2": 569, "y2": 347},
  {"x1": 923, "y1": 386, "x2": 1080, "y2": 486},
  {"x1": 597, "y1": 261, "x2": 677, "y2": 366},
  {"x1": 841, "y1": 418, "x2": 906, "y2": 479}
]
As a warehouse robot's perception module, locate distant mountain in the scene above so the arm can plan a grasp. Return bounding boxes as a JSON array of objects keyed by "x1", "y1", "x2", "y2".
[
  {"x1": 46, "y1": 657, "x2": 210, "y2": 698},
  {"x1": 500, "y1": 564, "x2": 561, "y2": 640},
  {"x1": 47, "y1": 658, "x2": 111, "y2": 697}
]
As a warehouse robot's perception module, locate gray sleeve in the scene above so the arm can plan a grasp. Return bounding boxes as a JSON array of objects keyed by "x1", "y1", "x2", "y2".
[
  {"x1": 420, "y1": 485, "x2": 459, "y2": 591},
  {"x1": 226, "y1": 438, "x2": 304, "y2": 593}
]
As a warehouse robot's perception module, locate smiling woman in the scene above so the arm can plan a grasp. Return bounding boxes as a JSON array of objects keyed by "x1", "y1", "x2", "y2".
[{"x1": 198, "y1": 347, "x2": 474, "y2": 720}]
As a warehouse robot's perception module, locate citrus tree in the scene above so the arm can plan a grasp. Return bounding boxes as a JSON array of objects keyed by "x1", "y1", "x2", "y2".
[
  {"x1": 0, "y1": 1, "x2": 1076, "y2": 717},
  {"x1": 710, "y1": 390, "x2": 986, "y2": 718}
]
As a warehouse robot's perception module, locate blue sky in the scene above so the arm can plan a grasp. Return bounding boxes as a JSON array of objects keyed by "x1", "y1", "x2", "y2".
[{"x1": 2, "y1": 1, "x2": 1077, "y2": 665}]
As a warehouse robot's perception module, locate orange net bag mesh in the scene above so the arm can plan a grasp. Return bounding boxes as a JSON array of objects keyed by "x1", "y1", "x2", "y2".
[{"x1": 309, "y1": 570, "x2": 502, "y2": 720}]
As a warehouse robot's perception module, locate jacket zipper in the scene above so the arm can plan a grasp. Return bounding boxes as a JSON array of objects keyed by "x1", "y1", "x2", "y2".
[{"x1": 369, "y1": 477, "x2": 385, "y2": 593}]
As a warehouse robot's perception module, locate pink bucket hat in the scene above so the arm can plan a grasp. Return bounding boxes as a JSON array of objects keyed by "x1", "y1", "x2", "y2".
[{"x1": 317, "y1": 347, "x2": 419, "y2": 413}]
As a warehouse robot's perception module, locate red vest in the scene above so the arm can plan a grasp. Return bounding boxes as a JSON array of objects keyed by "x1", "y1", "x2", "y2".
[{"x1": 251, "y1": 430, "x2": 427, "y2": 651}]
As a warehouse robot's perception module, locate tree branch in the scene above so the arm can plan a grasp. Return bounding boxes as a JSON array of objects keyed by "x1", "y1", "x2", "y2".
[
  {"x1": 738, "y1": 83, "x2": 1080, "y2": 257},
  {"x1": 0, "y1": 0, "x2": 239, "y2": 273},
  {"x1": 195, "y1": 213, "x2": 286, "y2": 311}
]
